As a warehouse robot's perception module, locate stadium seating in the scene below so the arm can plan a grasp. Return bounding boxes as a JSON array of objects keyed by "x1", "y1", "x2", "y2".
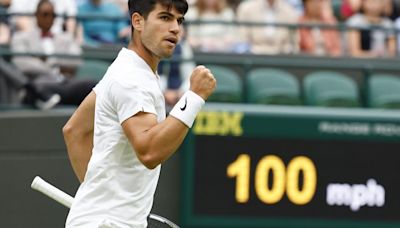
[
  {"x1": 303, "y1": 71, "x2": 360, "y2": 107},
  {"x1": 75, "y1": 59, "x2": 109, "y2": 81},
  {"x1": 245, "y1": 68, "x2": 301, "y2": 105},
  {"x1": 205, "y1": 65, "x2": 243, "y2": 103},
  {"x1": 367, "y1": 74, "x2": 400, "y2": 109}
]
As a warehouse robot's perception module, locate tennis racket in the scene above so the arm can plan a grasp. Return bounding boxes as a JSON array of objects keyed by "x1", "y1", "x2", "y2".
[{"x1": 31, "y1": 176, "x2": 180, "y2": 228}]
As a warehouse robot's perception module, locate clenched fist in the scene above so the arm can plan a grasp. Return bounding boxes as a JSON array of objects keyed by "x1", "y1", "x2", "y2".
[{"x1": 189, "y1": 66, "x2": 217, "y2": 100}]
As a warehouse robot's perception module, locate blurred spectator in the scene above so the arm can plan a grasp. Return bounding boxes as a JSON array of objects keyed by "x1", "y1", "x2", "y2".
[
  {"x1": 104, "y1": 0, "x2": 131, "y2": 44},
  {"x1": 185, "y1": 0, "x2": 237, "y2": 52},
  {"x1": 383, "y1": 0, "x2": 392, "y2": 17},
  {"x1": 8, "y1": 0, "x2": 77, "y2": 35},
  {"x1": 340, "y1": 0, "x2": 362, "y2": 20},
  {"x1": 382, "y1": 0, "x2": 400, "y2": 21},
  {"x1": 286, "y1": 0, "x2": 304, "y2": 16},
  {"x1": 11, "y1": 0, "x2": 96, "y2": 106},
  {"x1": 104, "y1": 0, "x2": 128, "y2": 13},
  {"x1": 0, "y1": 57, "x2": 60, "y2": 109},
  {"x1": 227, "y1": 0, "x2": 242, "y2": 11},
  {"x1": 394, "y1": 3, "x2": 400, "y2": 51},
  {"x1": 0, "y1": 0, "x2": 10, "y2": 45},
  {"x1": 347, "y1": 0, "x2": 396, "y2": 58},
  {"x1": 392, "y1": 0, "x2": 400, "y2": 21},
  {"x1": 78, "y1": 0, "x2": 129, "y2": 46},
  {"x1": 236, "y1": 0, "x2": 299, "y2": 55},
  {"x1": 299, "y1": 0, "x2": 342, "y2": 56},
  {"x1": 12, "y1": 0, "x2": 81, "y2": 77}
]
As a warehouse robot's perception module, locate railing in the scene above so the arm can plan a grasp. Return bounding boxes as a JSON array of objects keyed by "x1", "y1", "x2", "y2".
[
  {"x1": 1, "y1": 12, "x2": 398, "y2": 30},
  {"x1": 2, "y1": 12, "x2": 400, "y2": 104},
  {"x1": 1, "y1": 12, "x2": 400, "y2": 57},
  {"x1": 1, "y1": 14, "x2": 399, "y2": 72}
]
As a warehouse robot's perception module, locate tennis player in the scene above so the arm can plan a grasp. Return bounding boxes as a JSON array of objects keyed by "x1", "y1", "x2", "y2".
[{"x1": 62, "y1": 0, "x2": 216, "y2": 227}]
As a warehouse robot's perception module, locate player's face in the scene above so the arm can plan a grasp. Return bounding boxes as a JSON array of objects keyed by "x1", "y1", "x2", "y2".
[{"x1": 140, "y1": 4, "x2": 184, "y2": 58}]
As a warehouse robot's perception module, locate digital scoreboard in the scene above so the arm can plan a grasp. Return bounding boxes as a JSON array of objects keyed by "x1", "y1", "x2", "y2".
[{"x1": 180, "y1": 105, "x2": 400, "y2": 228}]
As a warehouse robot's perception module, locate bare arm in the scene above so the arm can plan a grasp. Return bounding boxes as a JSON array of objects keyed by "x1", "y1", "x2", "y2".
[
  {"x1": 63, "y1": 91, "x2": 96, "y2": 182},
  {"x1": 122, "y1": 66, "x2": 216, "y2": 169},
  {"x1": 122, "y1": 113, "x2": 188, "y2": 169}
]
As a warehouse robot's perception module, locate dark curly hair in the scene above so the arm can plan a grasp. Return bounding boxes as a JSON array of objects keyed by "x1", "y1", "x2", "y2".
[
  {"x1": 128, "y1": 0, "x2": 188, "y2": 18},
  {"x1": 128, "y1": 0, "x2": 188, "y2": 38}
]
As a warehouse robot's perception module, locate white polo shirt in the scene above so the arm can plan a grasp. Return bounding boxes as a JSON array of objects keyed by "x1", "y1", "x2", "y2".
[{"x1": 66, "y1": 48, "x2": 165, "y2": 228}]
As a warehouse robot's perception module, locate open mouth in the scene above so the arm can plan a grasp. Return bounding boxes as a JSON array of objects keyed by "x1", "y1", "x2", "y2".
[{"x1": 165, "y1": 37, "x2": 178, "y2": 45}]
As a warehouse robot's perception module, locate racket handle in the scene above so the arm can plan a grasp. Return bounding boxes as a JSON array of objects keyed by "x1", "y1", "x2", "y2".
[
  {"x1": 31, "y1": 176, "x2": 74, "y2": 208},
  {"x1": 31, "y1": 176, "x2": 181, "y2": 227}
]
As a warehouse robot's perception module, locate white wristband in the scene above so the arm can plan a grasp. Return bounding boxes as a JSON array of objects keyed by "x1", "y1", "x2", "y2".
[{"x1": 169, "y1": 90, "x2": 205, "y2": 128}]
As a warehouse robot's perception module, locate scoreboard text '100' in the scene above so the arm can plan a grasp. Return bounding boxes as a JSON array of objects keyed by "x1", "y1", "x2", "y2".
[{"x1": 227, "y1": 154, "x2": 317, "y2": 205}]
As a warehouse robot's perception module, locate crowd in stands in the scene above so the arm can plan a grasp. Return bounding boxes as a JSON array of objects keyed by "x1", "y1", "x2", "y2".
[
  {"x1": 184, "y1": 0, "x2": 400, "y2": 57},
  {"x1": 1, "y1": 0, "x2": 400, "y2": 109},
  {"x1": 1, "y1": 0, "x2": 400, "y2": 55},
  {"x1": 0, "y1": 0, "x2": 98, "y2": 108}
]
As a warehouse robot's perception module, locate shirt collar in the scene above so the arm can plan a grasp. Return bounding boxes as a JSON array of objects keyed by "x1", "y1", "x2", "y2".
[{"x1": 120, "y1": 47, "x2": 160, "y2": 80}]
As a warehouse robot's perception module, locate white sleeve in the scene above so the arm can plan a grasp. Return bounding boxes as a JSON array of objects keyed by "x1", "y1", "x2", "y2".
[
  {"x1": 92, "y1": 80, "x2": 101, "y2": 95},
  {"x1": 110, "y1": 81, "x2": 157, "y2": 124}
]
